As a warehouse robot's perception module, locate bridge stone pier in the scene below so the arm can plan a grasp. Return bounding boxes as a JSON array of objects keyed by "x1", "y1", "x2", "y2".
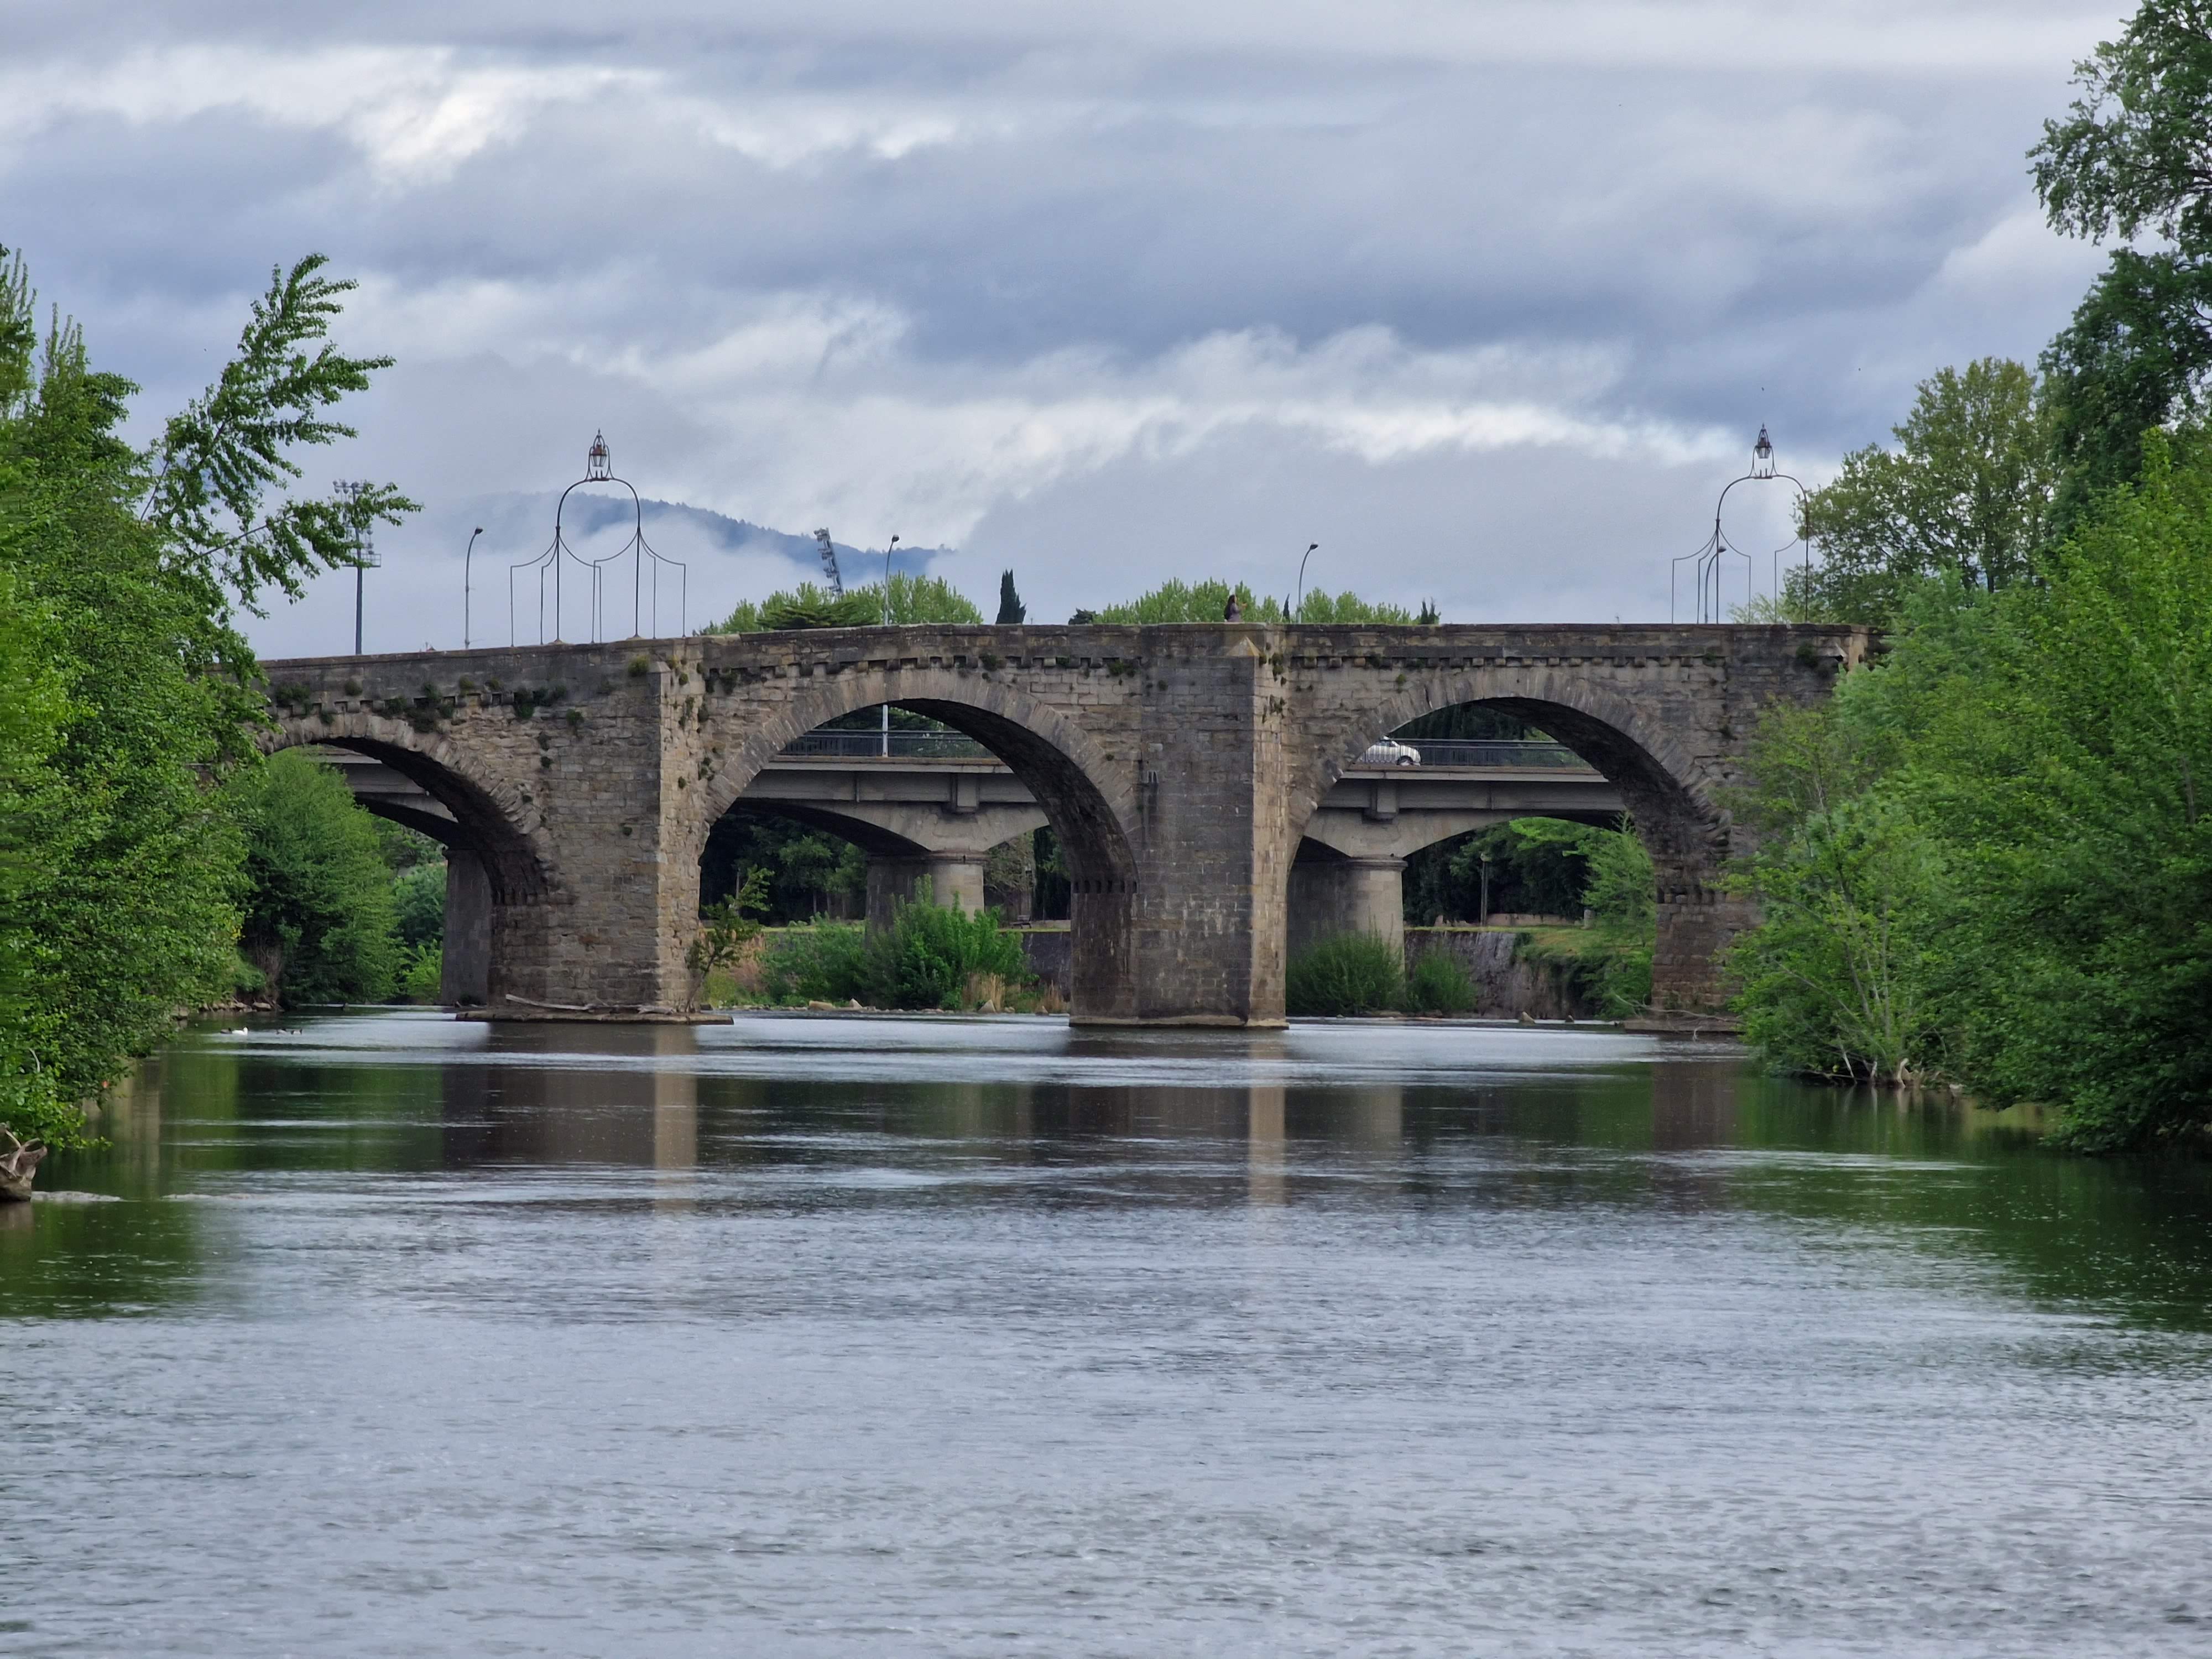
[{"x1": 262, "y1": 622, "x2": 1870, "y2": 1025}]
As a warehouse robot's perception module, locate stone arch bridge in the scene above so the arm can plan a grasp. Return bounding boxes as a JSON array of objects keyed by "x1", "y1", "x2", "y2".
[{"x1": 260, "y1": 622, "x2": 1870, "y2": 1025}]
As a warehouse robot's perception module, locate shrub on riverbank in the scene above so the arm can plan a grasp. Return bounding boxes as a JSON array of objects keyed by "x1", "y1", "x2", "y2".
[
  {"x1": 1515, "y1": 927, "x2": 1653, "y2": 1021},
  {"x1": 398, "y1": 946, "x2": 442, "y2": 1004},
  {"x1": 759, "y1": 901, "x2": 1032, "y2": 1010},
  {"x1": 1285, "y1": 934, "x2": 1404, "y2": 1016},
  {"x1": 1403, "y1": 950, "x2": 1476, "y2": 1015}
]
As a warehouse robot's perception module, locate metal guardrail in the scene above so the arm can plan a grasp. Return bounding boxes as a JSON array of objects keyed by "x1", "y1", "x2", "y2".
[
  {"x1": 775, "y1": 730, "x2": 1594, "y2": 771},
  {"x1": 779, "y1": 729, "x2": 995, "y2": 760},
  {"x1": 1382, "y1": 740, "x2": 1588, "y2": 769}
]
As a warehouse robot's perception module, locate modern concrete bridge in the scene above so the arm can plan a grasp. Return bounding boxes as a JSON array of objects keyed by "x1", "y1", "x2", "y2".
[
  {"x1": 260, "y1": 622, "x2": 1869, "y2": 1025},
  {"x1": 324, "y1": 734, "x2": 1626, "y2": 1002}
]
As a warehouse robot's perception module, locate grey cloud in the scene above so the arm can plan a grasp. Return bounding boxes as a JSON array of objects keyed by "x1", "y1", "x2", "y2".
[{"x1": 0, "y1": 2, "x2": 2136, "y2": 650}]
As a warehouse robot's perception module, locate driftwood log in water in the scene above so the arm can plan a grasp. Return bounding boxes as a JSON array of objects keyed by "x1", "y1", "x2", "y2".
[{"x1": 0, "y1": 1126, "x2": 44, "y2": 1202}]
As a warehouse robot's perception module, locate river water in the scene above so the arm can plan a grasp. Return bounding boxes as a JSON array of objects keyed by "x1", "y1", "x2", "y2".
[{"x1": 4, "y1": 1012, "x2": 2211, "y2": 1657}]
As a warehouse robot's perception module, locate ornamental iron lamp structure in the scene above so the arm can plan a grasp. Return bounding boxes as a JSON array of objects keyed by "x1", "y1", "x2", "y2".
[
  {"x1": 1670, "y1": 424, "x2": 1809, "y2": 624},
  {"x1": 508, "y1": 431, "x2": 688, "y2": 645}
]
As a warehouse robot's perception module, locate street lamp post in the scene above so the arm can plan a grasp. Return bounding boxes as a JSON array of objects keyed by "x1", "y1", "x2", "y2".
[
  {"x1": 463, "y1": 526, "x2": 483, "y2": 649},
  {"x1": 1479, "y1": 851, "x2": 1493, "y2": 925},
  {"x1": 1294, "y1": 542, "x2": 1319, "y2": 620},
  {"x1": 881, "y1": 534, "x2": 900, "y2": 758}
]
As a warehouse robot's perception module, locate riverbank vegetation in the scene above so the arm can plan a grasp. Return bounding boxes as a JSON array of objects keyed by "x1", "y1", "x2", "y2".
[
  {"x1": 0, "y1": 248, "x2": 408, "y2": 1157},
  {"x1": 231, "y1": 751, "x2": 404, "y2": 1005},
  {"x1": 1733, "y1": 435, "x2": 2212, "y2": 1147},
  {"x1": 1731, "y1": 3, "x2": 2212, "y2": 1149},
  {"x1": 753, "y1": 900, "x2": 1035, "y2": 1011},
  {"x1": 1282, "y1": 935, "x2": 1479, "y2": 1018}
]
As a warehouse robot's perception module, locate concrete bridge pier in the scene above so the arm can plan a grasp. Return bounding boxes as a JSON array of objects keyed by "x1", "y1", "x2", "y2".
[
  {"x1": 865, "y1": 851, "x2": 988, "y2": 931},
  {"x1": 1286, "y1": 854, "x2": 1408, "y2": 962}
]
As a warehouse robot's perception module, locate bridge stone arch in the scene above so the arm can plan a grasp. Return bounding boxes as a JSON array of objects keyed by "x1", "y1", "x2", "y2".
[
  {"x1": 693, "y1": 662, "x2": 1141, "y2": 1019},
  {"x1": 265, "y1": 710, "x2": 557, "y2": 1008},
  {"x1": 1285, "y1": 640, "x2": 1828, "y2": 1015},
  {"x1": 266, "y1": 711, "x2": 551, "y2": 894}
]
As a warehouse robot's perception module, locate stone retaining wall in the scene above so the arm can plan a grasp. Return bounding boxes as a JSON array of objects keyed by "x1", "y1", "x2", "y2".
[{"x1": 1403, "y1": 928, "x2": 1597, "y2": 1020}]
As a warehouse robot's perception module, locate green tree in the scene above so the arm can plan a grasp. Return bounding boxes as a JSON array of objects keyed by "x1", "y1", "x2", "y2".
[
  {"x1": 0, "y1": 247, "x2": 407, "y2": 1152},
  {"x1": 1790, "y1": 359, "x2": 2056, "y2": 624},
  {"x1": 996, "y1": 570, "x2": 1026, "y2": 624},
  {"x1": 0, "y1": 567, "x2": 69, "y2": 1131},
  {"x1": 685, "y1": 868, "x2": 769, "y2": 1010},
  {"x1": 701, "y1": 811, "x2": 866, "y2": 922},
  {"x1": 2040, "y1": 250, "x2": 2212, "y2": 523},
  {"x1": 1730, "y1": 431, "x2": 2212, "y2": 1145},
  {"x1": 713, "y1": 571, "x2": 984, "y2": 632},
  {"x1": 1092, "y1": 578, "x2": 1284, "y2": 623},
  {"x1": 1088, "y1": 577, "x2": 1417, "y2": 624},
  {"x1": 1292, "y1": 588, "x2": 1417, "y2": 624},
  {"x1": 2031, "y1": 1, "x2": 2212, "y2": 519},
  {"x1": 392, "y1": 860, "x2": 446, "y2": 950},
  {"x1": 1919, "y1": 434, "x2": 2212, "y2": 1146},
  {"x1": 2032, "y1": 1, "x2": 2212, "y2": 257},
  {"x1": 229, "y1": 751, "x2": 403, "y2": 1005},
  {"x1": 1729, "y1": 703, "x2": 1950, "y2": 1084}
]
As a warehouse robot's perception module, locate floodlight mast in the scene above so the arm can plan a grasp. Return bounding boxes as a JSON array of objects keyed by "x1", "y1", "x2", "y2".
[
  {"x1": 337, "y1": 479, "x2": 380, "y2": 655},
  {"x1": 815, "y1": 529, "x2": 844, "y2": 597}
]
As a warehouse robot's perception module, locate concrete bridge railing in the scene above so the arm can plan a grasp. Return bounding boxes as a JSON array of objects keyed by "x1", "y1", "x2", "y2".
[{"x1": 260, "y1": 622, "x2": 1870, "y2": 1025}]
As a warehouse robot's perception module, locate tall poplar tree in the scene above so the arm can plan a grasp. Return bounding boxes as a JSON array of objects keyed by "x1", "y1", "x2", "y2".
[{"x1": 0, "y1": 250, "x2": 410, "y2": 1154}]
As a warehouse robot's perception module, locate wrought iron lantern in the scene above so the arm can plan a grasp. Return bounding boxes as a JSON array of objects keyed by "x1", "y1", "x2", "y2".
[
  {"x1": 1670, "y1": 427, "x2": 1808, "y2": 623},
  {"x1": 508, "y1": 432, "x2": 687, "y2": 645}
]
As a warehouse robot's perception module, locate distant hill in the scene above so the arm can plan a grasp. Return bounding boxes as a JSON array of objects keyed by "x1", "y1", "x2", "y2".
[{"x1": 447, "y1": 492, "x2": 949, "y2": 586}]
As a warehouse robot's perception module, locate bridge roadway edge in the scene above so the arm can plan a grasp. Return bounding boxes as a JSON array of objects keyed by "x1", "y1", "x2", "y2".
[{"x1": 259, "y1": 623, "x2": 1871, "y2": 1025}]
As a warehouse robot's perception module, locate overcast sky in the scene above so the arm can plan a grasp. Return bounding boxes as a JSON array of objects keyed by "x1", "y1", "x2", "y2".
[{"x1": 3, "y1": 1, "x2": 2128, "y2": 655}]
